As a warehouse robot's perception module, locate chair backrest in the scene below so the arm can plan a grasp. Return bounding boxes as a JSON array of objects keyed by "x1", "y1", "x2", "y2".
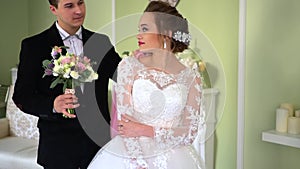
[
  {"x1": 0, "y1": 85, "x2": 10, "y2": 118},
  {"x1": 5, "y1": 85, "x2": 39, "y2": 140}
]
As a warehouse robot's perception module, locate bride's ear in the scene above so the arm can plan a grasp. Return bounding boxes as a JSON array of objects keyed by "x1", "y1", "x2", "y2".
[
  {"x1": 161, "y1": 30, "x2": 172, "y2": 40},
  {"x1": 168, "y1": 30, "x2": 172, "y2": 38}
]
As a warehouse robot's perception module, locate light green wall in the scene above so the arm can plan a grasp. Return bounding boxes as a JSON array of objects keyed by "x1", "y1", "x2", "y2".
[
  {"x1": 115, "y1": 0, "x2": 147, "y2": 54},
  {"x1": 245, "y1": 0, "x2": 300, "y2": 169},
  {"x1": 85, "y1": 0, "x2": 113, "y2": 32},
  {"x1": 177, "y1": 2, "x2": 239, "y2": 169},
  {"x1": 28, "y1": 0, "x2": 55, "y2": 36},
  {"x1": 2, "y1": 1, "x2": 300, "y2": 169},
  {"x1": 27, "y1": 0, "x2": 112, "y2": 35},
  {"x1": 0, "y1": 0, "x2": 29, "y2": 85}
]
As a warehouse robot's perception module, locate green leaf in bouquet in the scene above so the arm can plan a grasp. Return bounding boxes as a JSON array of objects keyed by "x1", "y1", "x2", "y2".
[
  {"x1": 122, "y1": 51, "x2": 130, "y2": 56},
  {"x1": 42, "y1": 59, "x2": 51, "y2": 66},
  {"x1": 72, "y1": 80, "x2": 81, "y2": 88},
  {"x1": 82, "y1": 69, "x2": 91, "y2": 78},
  {"x1": 63, "y1": 79, "x2": 73, "y2": 92},
  {"x1": 50, "y1": 77, "x2": 64, "y2": 89},
  {"x1": 42, "y1": 60, "x2": 51, "y2": 68}
]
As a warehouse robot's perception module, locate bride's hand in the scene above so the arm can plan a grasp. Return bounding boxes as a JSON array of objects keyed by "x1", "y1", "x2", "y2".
[
  {"x1": 121, "y1": 114, "x2": 137, "y2": 123},
  {"x1": 118, "y1": 114, "x2": 154, "y2": 138}
]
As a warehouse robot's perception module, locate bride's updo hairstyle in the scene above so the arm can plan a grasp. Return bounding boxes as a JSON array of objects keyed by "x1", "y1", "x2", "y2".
[{"x1": 144, "y1": 1, "x2": 190, "y2": 53}]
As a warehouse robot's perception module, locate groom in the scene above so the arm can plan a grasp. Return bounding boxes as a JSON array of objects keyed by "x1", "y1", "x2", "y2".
[{"x1": 12, "y1": 0, "x2": 121, "y2": 168}]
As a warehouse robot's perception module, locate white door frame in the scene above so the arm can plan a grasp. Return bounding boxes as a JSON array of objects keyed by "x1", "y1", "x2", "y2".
[{"x1": 237, "y1": 0, "x2": 246, "y2": 169}]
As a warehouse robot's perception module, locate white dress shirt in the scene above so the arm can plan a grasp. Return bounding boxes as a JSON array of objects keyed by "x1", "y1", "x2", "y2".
[
  {"x1": 56, "y1": 22, "x2": 83, "y2": 57},
  {"x1": 56, "y1": 22, "x2": 85, "y2": 93}
]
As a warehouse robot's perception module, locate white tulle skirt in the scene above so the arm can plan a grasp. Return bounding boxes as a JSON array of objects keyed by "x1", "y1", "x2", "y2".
[{"x1": 88, "y1": 136, "x2": 205, "y2": 169}]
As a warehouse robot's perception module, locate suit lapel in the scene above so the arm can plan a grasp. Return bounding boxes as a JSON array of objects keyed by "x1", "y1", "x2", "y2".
[
  {"x1": 47, "y1": 23, "x2": 92, "y2": 48},
  {"x1": 82, "y1": 27, "x2": 92, "y2": 45},
  {"x1": 46, "y1": 23, "x2": 64, "y2": 49}
]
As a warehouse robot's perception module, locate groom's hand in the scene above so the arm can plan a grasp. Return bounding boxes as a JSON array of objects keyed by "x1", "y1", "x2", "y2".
[{"x1": 53, "y1": 94, "x2": 79, "y2": 118}]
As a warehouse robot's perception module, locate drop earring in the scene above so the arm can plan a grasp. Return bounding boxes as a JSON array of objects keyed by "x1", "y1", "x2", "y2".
[{"x1": 163, "y1": 39, "x2": 167, "y2": 49}]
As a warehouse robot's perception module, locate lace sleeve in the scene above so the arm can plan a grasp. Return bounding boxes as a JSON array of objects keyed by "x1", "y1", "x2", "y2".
[
  {"x1": 115, "y1": 57, "x2": 148, "y2": 168},
  {"x1": 115, "y1": 57, "x2": 136, "y2": 118},
  {"x1": 153, "y1": 71, "x2": 205, "y2": 149}
]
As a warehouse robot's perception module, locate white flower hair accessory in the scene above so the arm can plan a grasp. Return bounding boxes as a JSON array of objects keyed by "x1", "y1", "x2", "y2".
[
  {"x1": 173, "y1": 31, "x2": 192, "y2": 44},
  {"x1": 149, "y1": 0, "x2": 179, "y2": 7}
]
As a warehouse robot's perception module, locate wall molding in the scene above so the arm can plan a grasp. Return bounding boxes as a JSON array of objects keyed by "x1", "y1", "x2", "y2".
[
  {"x1": 237, "y1": 0, "x2": 246, "y2": 169},
  {"x1": 111, "y1": 0, "x2": 116, "y2": 45}
]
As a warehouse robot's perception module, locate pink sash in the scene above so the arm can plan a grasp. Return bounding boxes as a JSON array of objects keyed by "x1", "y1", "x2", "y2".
[{"x1": 110, "y1": 82, "x2": 118, "y2": 138}]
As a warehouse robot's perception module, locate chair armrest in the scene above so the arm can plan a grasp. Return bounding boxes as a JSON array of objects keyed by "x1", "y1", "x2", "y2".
[{"x1": 0, "y1": 118, "x2": 9, "y2": 138}]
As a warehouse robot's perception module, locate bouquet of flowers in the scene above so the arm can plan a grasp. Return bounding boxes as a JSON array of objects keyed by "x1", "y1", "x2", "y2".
[{"x1": 42, "y1": 46, "x2": 98, "y2": 116}]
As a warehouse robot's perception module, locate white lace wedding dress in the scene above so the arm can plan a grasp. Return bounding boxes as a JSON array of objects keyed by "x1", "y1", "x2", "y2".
[{"x1": 88, "y1": 57, "x2": 206, "y2": 169}]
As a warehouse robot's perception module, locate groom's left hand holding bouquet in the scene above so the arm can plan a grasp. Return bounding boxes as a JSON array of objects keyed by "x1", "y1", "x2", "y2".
[
  {"x1": 42, "y1": 46, "x2": 98, "y2": 118},
  {"x1": 53, "y1": 90, "x2": 79, "y2": 118}
]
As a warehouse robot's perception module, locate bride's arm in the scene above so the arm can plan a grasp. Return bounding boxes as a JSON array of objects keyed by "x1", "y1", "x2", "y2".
[
  {"x1": 115, "y1": 57, "x2": 149, "y2": 168},
  {"x1": 153, "y1": 73, "x2": 204, "y2": 148},
  {"x1": 116, "y1": 57, "x2": 154, "y2": 138}
]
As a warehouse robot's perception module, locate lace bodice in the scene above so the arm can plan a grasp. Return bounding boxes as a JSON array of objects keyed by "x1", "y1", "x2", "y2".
[
  {"x1": 132, "y1": 69, "x2": 186, "y2": 126},
  {"x1": 115, "y1": 57, "x2": 205, "y2": 169}
]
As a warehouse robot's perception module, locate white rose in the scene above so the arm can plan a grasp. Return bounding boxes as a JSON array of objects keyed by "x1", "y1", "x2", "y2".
[
  {"x1": 92, "y1": 72, "x2": 98, "y2": 80},
  {"x1": 70, "y1": 71, "x2": 79, "y2": 79},
  {"x1": 53, "y1": 61, "x2": 60, "y2": 72},
  {"x1": 63, "y1": 73, "x2": 70, "y2": 79}
]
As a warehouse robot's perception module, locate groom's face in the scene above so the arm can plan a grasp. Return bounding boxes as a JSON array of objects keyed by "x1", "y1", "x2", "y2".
[{"x1": 50, "y1": 0, "x2": 86, "y2": 34}]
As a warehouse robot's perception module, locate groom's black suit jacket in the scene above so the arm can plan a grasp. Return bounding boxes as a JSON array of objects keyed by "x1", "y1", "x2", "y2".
[{"x1": 12, "y1": 23, "x2": 121, "y2": 167}]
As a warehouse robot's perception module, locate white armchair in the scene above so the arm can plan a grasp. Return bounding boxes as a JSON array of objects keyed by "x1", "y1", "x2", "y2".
[{"x1": 0, "y1": 85, "x2": 42, "y2": 169}]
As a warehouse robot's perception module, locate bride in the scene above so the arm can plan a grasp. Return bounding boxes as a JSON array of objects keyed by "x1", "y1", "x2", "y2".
[{"x1": 88, "y1": 1, "x2": 205, "y2": 169}]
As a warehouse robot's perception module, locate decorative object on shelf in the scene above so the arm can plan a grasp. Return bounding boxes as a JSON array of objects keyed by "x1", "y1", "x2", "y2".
[
  {"x1": 276, "y1": 108, "x2": 289, "y2": 133},
  {"x1": 263, "y1": 104, "x2": 300, "y2": 148},
  {"x1": 149, "y1": 0, "x2": 180, "y2": 7},
  {"x1": 295, "y1": 110, "x2": 300, "y2": 117},
  {"x1": 280, "y1": 103, "x2": 294, "y2": 117},
  {"x1": 287, "y1": 117, "x2": 300, "y2": 134}
]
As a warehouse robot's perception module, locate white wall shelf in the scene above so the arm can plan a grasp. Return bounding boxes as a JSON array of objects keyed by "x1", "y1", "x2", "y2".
[{"x1": 262, "y1": 130, "x2": 300, "y2": 148}]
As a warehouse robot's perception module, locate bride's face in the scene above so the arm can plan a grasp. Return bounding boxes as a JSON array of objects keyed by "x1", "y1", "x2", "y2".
[{"x1": 137, "y1": 12, "x2": 162, "y2": 50}]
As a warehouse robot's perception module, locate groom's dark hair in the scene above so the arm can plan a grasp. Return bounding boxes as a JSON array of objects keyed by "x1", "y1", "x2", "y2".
[{"x1": 48, "y1": 0, "x2": 59, "y2": 8}]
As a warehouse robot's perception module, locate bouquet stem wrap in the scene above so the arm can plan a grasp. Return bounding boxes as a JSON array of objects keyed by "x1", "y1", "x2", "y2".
[{"x1": 63, "y1": 79, "x2": 75, "y2": 118}]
